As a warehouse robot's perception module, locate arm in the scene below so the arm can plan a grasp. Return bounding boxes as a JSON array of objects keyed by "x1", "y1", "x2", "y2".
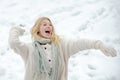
[
  {"x1": 63, "y1": 38, "x2": 116, "y2": 57},
  {"x1": 8, "y1": 27, "x2": 29, "y2": 61}
]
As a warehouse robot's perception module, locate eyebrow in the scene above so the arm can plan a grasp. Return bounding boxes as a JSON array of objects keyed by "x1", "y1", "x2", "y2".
[{"x1": 42, "y1": 22, "x2": 51, "y2": 24}]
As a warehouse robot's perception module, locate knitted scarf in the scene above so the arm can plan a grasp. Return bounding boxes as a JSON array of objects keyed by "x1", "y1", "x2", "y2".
[{"x1": 33, "y1": 38, "x2": 59, "y2": 80}]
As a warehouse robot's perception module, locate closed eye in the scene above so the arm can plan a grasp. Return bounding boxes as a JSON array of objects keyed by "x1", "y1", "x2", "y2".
[{"x1": 43, "y1": 24, "x2": 47, "y2": 26}]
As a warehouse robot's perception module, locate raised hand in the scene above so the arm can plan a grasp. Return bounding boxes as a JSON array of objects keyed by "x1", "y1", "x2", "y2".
[{"x1": 10, "y1": 24, "x2": 25, "y2": 36}]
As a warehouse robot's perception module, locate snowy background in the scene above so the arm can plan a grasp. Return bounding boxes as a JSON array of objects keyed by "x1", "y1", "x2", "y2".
[{"x1": 0, "y1": 0, "x2": 120, "y2": 80}]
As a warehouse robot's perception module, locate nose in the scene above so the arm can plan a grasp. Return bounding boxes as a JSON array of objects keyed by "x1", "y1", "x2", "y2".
[
  {"x1": 46, "y1": 26, "x2": 50, "y2": 29},
  {"x1": 46, "y1": 25, "x2": 51, "y2": 28}
]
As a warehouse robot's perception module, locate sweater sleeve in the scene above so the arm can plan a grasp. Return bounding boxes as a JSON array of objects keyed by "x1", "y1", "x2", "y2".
[
  {"x1": 8, "y1": 27, "x2": 29, "y2": 62},
  {"x1": 62, "y1": 38, "x2": 103, "y2": 57}
]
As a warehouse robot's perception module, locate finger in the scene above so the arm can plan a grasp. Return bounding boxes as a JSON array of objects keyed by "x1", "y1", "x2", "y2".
[
  {"x1": 111, "y1": 48, "x2": 117, "y2": 57},
  {"x1": 108, "y1": 48, "x2": 116, "y2": 57},
  {"x1": 105, "y1": 46, "x2": 117, "y2": 57},
  {"x1": 109, "y1": 51, "x2": 115, "y2": 57},
  {"x1": 102, "y1": 49, "x2": 110, "y2": 56}
]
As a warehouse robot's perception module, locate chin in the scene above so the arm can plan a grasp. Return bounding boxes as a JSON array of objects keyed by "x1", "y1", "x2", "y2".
[{"x1": 44, "y1": 36, "x2": 50, "y2": 39}]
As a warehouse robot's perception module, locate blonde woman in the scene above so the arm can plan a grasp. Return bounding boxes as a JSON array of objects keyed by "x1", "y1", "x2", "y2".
[{"x1": 9, "y1": 17, "x2": 117, "y2": 80}]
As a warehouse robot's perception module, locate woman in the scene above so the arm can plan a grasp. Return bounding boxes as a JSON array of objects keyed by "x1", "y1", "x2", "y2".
[{"x1": 9, "y1": 17, "x2": 117, "y2": 80}]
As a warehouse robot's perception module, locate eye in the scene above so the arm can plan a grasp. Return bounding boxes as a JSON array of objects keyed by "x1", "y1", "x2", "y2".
[
  {"x1": 43, "y1": 23, "x2": 47, "y2": 26},
  {"x1": 49, "y1": 24, "x2": 52, "y2": 26}
]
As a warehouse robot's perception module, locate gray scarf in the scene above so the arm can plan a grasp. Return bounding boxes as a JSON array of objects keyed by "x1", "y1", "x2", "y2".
[{"x1": 33, "y1": 38, "x2": 59, "y2": 80}]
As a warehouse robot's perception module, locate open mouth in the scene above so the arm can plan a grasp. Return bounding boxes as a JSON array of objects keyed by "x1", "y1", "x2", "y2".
[{"x1": 45, "y1": 30, "x2": 51, "y2": 34}]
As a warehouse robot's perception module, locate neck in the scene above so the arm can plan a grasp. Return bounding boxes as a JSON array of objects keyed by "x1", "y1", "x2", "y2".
[{"x1": 34, "y1": 38, "x2": 51, "y2": 44}]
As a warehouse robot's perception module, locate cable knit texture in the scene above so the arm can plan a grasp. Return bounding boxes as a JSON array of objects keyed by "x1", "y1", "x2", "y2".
[{"x1": 8, "y1": 27, "x2": 116, "y2": 80}]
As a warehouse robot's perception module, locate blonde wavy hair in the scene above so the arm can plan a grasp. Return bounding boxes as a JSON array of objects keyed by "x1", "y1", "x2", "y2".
[{"x1": 31, "y1": 17, "x2": 60, "y2": 44}]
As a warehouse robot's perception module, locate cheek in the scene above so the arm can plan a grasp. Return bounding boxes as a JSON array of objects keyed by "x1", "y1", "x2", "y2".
[{"x1": 39, "y1": 26, "x2": 44, "y2": 33}]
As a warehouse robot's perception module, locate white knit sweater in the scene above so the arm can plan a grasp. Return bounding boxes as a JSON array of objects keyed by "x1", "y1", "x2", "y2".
[{"x1": 9, "y1": 27, "x2": 104, "y2": 80}]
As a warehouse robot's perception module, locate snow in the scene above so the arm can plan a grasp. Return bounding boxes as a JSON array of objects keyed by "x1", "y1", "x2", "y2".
[{"x1": 0, "y1": 0, "x2": 120, "y2": 80}]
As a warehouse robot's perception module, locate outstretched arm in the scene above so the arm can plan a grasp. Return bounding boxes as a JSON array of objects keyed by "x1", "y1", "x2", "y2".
[
  {"x1": 62, "y1": 38, "x2": 117, "y2": 57},
  {"x1": 8, "y1": 26, "x2": 29, "y2": 62}
]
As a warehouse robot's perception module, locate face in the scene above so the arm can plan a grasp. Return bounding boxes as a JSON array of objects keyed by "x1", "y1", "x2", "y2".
[{"x1": 39, "y1": 19, "x2": 53, "y2": 38}]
